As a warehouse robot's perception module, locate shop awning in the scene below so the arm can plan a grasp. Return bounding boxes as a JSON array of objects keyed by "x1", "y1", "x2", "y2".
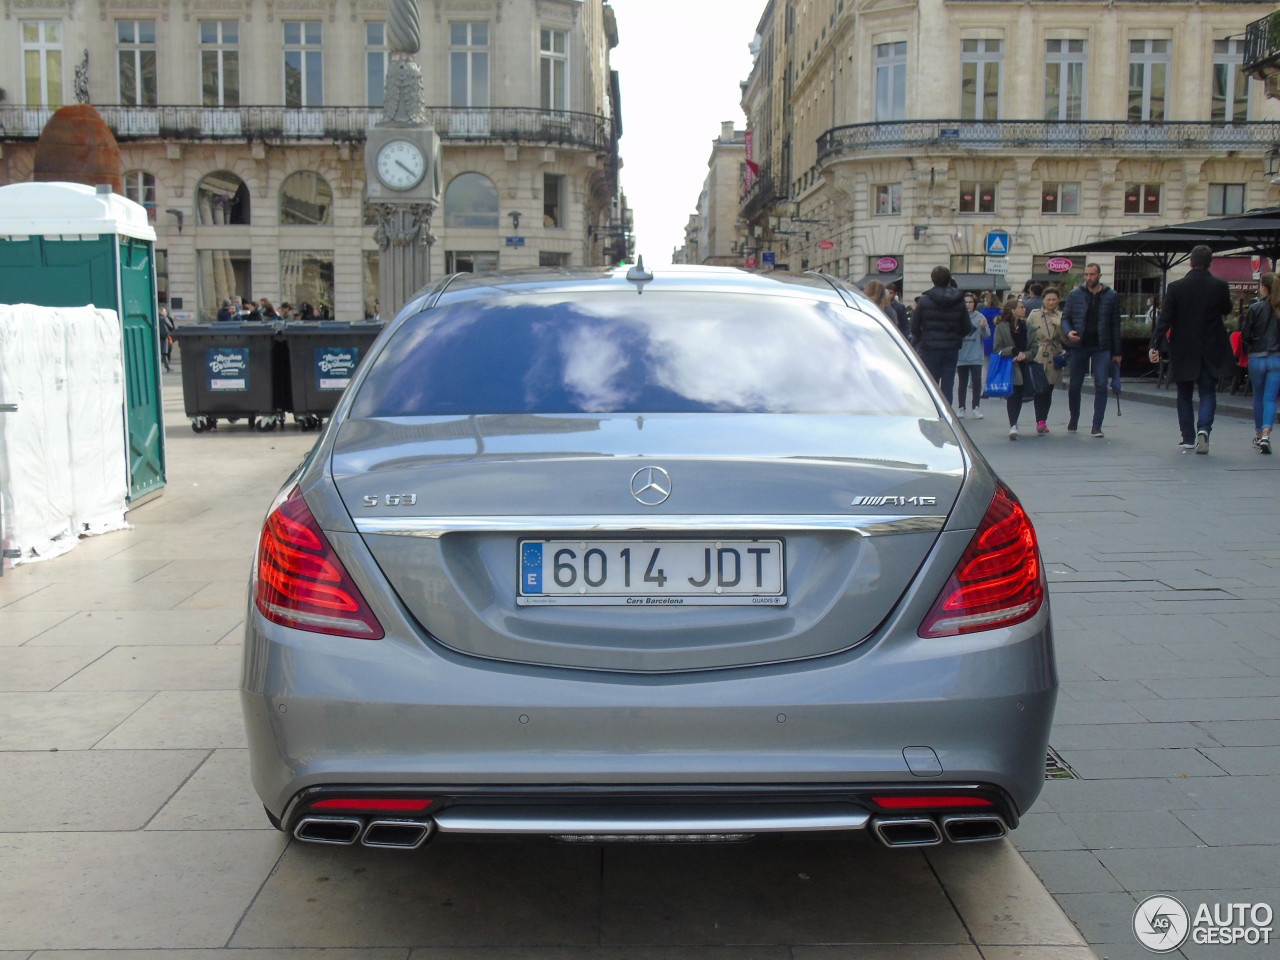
[
  {"x1": 854, "y1": 273, "x2": 902, "y2": 288},
  {"x1": 949, "y1": 273, "x2": 1010, "y2": 293}
]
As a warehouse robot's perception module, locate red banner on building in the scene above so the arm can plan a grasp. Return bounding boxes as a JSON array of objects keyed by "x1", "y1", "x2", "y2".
[{"x1": 744, "y1": 130, "x2": 756, "y2": 192}]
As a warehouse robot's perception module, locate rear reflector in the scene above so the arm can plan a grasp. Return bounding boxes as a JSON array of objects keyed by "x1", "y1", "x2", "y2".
[
  {"x1": 873, "y1": 795, "x2": 994, "y2": 809},
  {"x1": 255, "y1": 486, "x2": 384, "y2": 639},
  {"x1": 312, "y1": 798, "x2": 433, "y2": 812},
  {"x1": 918, "y1": 483, "x2": 1045, "y2": 638}
]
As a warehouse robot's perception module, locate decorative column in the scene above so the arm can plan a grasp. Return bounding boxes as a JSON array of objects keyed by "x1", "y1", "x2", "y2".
[{"x1": 364, "y1": 0, "x2": 442, "y2": 318}]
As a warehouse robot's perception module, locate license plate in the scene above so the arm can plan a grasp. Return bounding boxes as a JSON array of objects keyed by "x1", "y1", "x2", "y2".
[{"x1": 518, "y1": 539, "x2": 786, "y2": 606}]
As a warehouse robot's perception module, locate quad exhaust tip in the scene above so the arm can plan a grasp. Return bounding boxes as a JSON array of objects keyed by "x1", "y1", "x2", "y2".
[
  {"x1": 871, "y1": 814, "x2": 1008, "y2": 847},
  {"x1": 294, "y1": 816, "x2": 363, "y2": 845},
  {"x1": 361, "y1": 819, "x2": 433, "y2": 849},
  {"x1": 871, "y1": 817, "x2": 943, "y2": 847},
  {"x1": 293, "y1": 815, "x2": 434, "y2": 849},
  {"x1": 940, "y1": 813, "x2": 1007, "y2": 843}
]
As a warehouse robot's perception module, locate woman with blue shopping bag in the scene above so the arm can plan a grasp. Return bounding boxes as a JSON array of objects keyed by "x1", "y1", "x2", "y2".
[{"x1": 991, "y1": 296, "x2": 1047, "y2": 440}]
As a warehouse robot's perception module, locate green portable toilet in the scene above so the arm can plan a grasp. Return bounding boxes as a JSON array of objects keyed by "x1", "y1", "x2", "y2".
[{"x1": 0, "y1": 182, "x2": 165, "y2": 504}]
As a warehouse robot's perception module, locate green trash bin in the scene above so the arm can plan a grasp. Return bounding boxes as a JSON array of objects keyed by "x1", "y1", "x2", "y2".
[
  {"x1": 173, "y1": 322, "x2": 286, "y2": 432},
  {"x1": 278, "y1": 321, "x2": 383, "y2": 430}
]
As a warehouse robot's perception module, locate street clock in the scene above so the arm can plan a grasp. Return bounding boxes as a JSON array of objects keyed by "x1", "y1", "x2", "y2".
[{"x1": 375, "y1": 139, "x2": 426, "y2": 191}]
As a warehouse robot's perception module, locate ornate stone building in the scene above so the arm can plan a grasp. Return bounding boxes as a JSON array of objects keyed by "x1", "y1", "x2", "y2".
[
  {"x1": 741, "y1": 0, "x2": 1280, "y2": 311},
  {"x1": 0, "y1": 0, "x2": 628, "y2": 320}
]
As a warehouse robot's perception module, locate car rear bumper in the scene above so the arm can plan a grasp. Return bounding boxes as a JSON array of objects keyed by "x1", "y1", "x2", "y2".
[{"x1": 241, "y1": 608, "x2": 1057, "y2": 826}]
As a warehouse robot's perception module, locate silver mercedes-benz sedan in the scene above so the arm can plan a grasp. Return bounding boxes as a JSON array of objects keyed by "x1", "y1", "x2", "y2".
[{"x1": 242, "y1": 264, "x2": 1056, "y2": 852}]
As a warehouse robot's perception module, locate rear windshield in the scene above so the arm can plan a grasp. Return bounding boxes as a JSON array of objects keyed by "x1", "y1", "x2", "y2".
[{"x1": 349, "y1": 292, "x2": 936, "y2": 417}]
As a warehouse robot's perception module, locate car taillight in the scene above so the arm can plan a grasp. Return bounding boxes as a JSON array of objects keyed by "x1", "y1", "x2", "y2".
[
  {"x1": 254, "y1": 486, "x2": 384, "y2": 639},
  {"x1": 919, "y1": 483, "x2": 1045, "y2": 638}
]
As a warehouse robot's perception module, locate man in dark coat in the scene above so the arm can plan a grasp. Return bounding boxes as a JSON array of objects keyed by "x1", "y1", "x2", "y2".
[
  {"x1": 910, "y1": 265, "x2": 972, "y2": 404},
  {"x1": 1148, "y1": 245, "x2": 1235, "y2": 454},
  {"x1": 215, "y1": 299, "x2": 234, "y2": 323},
  {"x1": 1061, "y1": 262, "x2": 1122, "y2": 438}
]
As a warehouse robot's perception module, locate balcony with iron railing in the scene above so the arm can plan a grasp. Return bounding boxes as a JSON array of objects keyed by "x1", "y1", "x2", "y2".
[
  {"x1": 740, "y1": 161, "x2": 789, "y2": 223},
  {"x1": 0, "y1": 104, "x2": 613, "y2": 152},
  {"x1": 1244, "y1": 11, "x2": 1280, "y2": 82},
  {"x1": 816, "y1": 118, "x2": 1280, "y2": 167}
]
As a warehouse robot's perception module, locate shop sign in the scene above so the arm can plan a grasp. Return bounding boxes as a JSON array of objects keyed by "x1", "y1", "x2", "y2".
[
  {"x1": 876, "y1": 257, "x2": 899, "y2": 272},
  {"x1": 1046, "y1": 257, "x2": 1073, "y2": 273}
]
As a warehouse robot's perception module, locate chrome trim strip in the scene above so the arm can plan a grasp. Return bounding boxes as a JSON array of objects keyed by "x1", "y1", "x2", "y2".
[
  {"x1": 354, "y1": 514, "x2": 946, "y2": 539},
  {"x1": 432, "y1": 803, "x2": 870, "y2": 835}
]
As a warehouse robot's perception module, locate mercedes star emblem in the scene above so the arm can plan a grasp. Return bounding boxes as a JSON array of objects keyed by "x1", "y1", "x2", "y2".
[{"x1": 630, "y1": 466, "x2": 671, "y2": 506}]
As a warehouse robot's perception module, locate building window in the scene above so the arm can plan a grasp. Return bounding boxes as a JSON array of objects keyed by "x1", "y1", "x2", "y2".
[
  {"x1": 450, "y1": 21, "x2": 490, "y2": 107},
  {"x1": 197, "y1": 249, "x2": 251, "y2": 320},
  {"x1": 1212, "y1": 39, "x2": 1248, "y2": 123},
  {"x1": 155, "y1": 248, "x2": 169, "y2": 306},
  {"x1": 1128, "y1": 39, "x2": 1169, "y2": 122},
  {"x1": 116, "y1": 20, "x2": 157, "y2": 106},
  {"x1": 200, "y1": 21, "x2": 239, "y2": 108},
  {"x1": 21, "y1": 21, "x2": 63, "y2": 108},
  {"x1": 1208, "y1": 182, "x2": 1246, "y2": 216},
  {"x1": 284, "y1": 21, "x2": 323, "y2": 107},
  {"x1": 873, "y1": 182, "x2": 902, "y2": 215},
  {"x1": 363, "y1": 250, "x2": 379, "y2": 319},
  {"x1": 873, "y1": 41, "x2": 906, "y2": 122},
  {"x1": 123, "y1": 170, "x2": 157, "y2": 219},
  {"x1": 539, "y1": 251, "x2": 570, "y2": 267},
  {"x1": 196, "y1": 170, "x2": 250, "y2": 225},
  {"x1": 446, "y1": 251, "x2": 499, "y2": 273},
  {"x1": 1124, "y1": 183, "x2": 1161, "y2": 214},
  {"x1": 281, "y1": 250, "x2": 335, "y2": 318},
  {"x1": 540, "y1": 28, "x2": 568, "y2": 111},
  {"x1": 543, "y1": 173, "x2": 564, "y2": 227},
  {"x1": 280, "y1": 171, "x2": 333, "y2": 226},
  {"x1": 960, "y1": 39, "x2": 1001, "y2": 121},
  {"x1": 366, "y1": 22, "x2": 387, "y2": 108},
  {"x1": 959, "y1": 181, "x2": 996, "y2": 214},
  {"x1": 444, "y1": 172, "x2": 499, "y2": 228},
  {"x1": 1044, "y1": 39, "x2": 1085, "y2": 122},
  {"x1": 1041, "y1": 181, "x2": 1079, "y2": 214}
]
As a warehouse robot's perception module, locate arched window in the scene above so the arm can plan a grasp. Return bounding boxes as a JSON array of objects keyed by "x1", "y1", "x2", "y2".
[
  {"x1": 196, "y1": 170, "x2": 250, "y2": 225},
  {"x1": 123, "y1": 170, "x2": 156, "y2": 220},
  {"x1": 280, "y1": 171, "x2": 333, "y2": 226},
  {"x1": 444, "y1": 172, "x2": 498, "y2": 228}
]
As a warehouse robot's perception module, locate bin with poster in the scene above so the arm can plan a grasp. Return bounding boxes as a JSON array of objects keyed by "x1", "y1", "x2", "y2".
[
  {"x1": 173, "y1": 322, "x2": 286, "y2": 432},
  {"x1": 277, "y1": 321, "x2": 383, "y2": 430}
]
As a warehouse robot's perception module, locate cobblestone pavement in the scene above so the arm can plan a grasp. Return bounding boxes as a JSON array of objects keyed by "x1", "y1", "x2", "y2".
[
  {"x1": 11, "y1": 366, "x2": 1273, "y2": 959},
  {"x1": 963, "y1": 380, "x2": 1280, "y2": 960}
]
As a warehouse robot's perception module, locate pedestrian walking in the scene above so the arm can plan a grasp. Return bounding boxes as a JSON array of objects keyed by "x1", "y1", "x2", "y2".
[
  {"x1": 992, "y1": 296, "x2": 1042, "y2": 440},
  {"x1": 956, "y1": 292, "x2": 989, "y2": 419},
  {"x1": 1061, "y1": 262, "x2": 1122, "y2": 438},
  {"x1": 911, "y1": 265, "x2": 973, "y2": 405},
  {"x1": 158, "y1": 306, "x2": 175, "y2": 373},
  {"x1": 1239, "y1": 271, "x2": 1280, "y2": 455},
  {"x1": 861, "y1": 279, "x2": 896, "y2": 324},
  {"x1": 1026, "y1": 286, "x2": 1069, "y2": 434},
  {"x1": 1147, "y1": 245, "x2": 1235, "y2": 454},
  {"x1": 886, "y1": 287, "x2": 910, "y2": 338},
  {"x1": 216, "y1": 298, "x2": 234, "y2": 323}
]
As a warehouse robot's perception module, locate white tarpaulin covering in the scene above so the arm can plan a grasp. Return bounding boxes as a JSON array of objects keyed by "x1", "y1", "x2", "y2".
[{"x1": 0, "y1": 305, "x2": 129, "y2": 565}]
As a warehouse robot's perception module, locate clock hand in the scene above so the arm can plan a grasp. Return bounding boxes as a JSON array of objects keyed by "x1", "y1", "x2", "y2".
[{"x1": 396, "y1": 160, "x2": 415, "y2": 175}]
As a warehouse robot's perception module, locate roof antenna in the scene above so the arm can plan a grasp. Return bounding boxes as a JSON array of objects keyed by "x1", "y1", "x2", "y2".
[{"x1": 626, "y1": 255, "x2": 653, "y2": 285}]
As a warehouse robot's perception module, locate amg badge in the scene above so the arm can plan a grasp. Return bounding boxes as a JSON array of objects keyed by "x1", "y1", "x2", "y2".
[{"x1": 851, "y1": 495, "x2": 938, "y2": 506}]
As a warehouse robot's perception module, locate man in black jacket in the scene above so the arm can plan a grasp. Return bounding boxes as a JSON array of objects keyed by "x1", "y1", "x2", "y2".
[
  {"x1": 911, "y1": 265, "x2": 972, "y2": 404},
  {"x1": 1147, "y1": 245, "x2": 1234, "y2": 454},
  {"x1": 1061, "y1": 262, "x2": 1123, "y2": 438}
]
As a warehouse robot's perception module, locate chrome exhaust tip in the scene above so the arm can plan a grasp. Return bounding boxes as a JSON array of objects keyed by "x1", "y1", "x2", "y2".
[
  {"x1": 361, "y1": 819, "x2": 434, "y2": 850},
  {"x1": 294, "y1": 816, "x2": 364, "y2": 845},
  {"x1": 871, "y1": 816, "x2": 942, "y2": 847},
  {"x1": 940, "y1": 814, "x2": 1008, "y2": 843}
]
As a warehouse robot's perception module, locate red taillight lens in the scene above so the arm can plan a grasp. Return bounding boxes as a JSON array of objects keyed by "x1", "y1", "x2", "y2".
[
  {"x1": 254, "y1": 487, "x2": 384, "y2": 639},
  {"x1": 919, "y1": 483, "x2": 1045, "y2": 638}
]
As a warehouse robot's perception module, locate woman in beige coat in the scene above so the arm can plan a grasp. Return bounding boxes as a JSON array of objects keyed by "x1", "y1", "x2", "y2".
[{"x1": 1026, "y1": 286, "x2": 1070, "y2": 434}]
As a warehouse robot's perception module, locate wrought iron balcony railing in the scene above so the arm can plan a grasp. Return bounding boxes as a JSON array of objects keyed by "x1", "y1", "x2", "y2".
[
  {"x1": 1244, "y1": 12, "x2": 1280, "y2": 76},
  {"x1": 0, "y1": 104, "x2": 613, "y2": 152},
  {"x1": 817, "y1": 119, "x2": 1280, "y2": 163},
  {"x1": 740, "y1": 163, "x2": 788, "y2": 223}
]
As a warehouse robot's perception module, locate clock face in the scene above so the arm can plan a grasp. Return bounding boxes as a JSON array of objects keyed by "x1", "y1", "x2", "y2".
[{"x1": 376, "y1": 139, "x2": 426, "y2": 191}]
